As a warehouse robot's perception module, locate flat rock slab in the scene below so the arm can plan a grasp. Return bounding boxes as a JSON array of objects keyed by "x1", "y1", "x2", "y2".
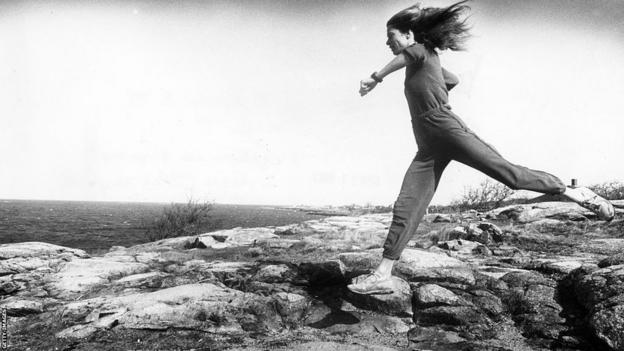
[
  {"x1": 488, "y1": 201, "x2": 594, "y2": 223},
  {"x1": 58, "y1": 283, "x2": 250, "y2": 338},
  {"x1": 50, "y1": 257, "x2": 150, "y2": 295},
  {"x1": 0, "y1": 242, "x2": 88, "y2": 259},
  {"x1": 205, "y1": 227, "x2": 278, "y2": 246},
  {"x1": 337, "y1": 248, "x2": 475, "y2": 286},
  {"x1": 276, "y1": 341, "x2": 399, "y2": 351},
  {"x1": 395, "y1": 249, "x2": 476, "y2": 285}
]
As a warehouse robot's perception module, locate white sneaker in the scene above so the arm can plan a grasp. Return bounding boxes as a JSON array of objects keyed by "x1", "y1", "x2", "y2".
[
  {"x1": 347, "y1": 273, "x2": 394, "y2": 295},
  {"x1": 564, "y1": 186, "x2": 615, "y2": 221}
]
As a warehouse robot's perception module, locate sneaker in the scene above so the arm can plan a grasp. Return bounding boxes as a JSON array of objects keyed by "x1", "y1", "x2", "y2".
[
  {"x1": 347, "y1": 273, "x2": 394, "y2": 295},
  {"x1": 564, "y1": 186, "x2": 615, "y2": 221}
]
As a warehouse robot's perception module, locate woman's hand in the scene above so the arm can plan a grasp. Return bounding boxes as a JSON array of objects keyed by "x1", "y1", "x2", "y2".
[{"x1": 359, "y1": 78, "x2": 378, "y2": 96}]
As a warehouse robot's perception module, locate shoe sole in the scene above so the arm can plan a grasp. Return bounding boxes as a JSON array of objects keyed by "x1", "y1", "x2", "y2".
[{"x1": 347, "y1": 285, "x2": 394, "y2": 295}]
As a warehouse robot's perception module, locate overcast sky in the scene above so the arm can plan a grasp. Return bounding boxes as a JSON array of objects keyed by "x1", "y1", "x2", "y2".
[{"x1": 1, "y1": 0, "x2": 623, "y2": 206}]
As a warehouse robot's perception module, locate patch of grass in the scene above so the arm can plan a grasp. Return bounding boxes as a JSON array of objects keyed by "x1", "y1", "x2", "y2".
[{"x1": 145, "y1": 199, "x2": 215, "y2": 242}]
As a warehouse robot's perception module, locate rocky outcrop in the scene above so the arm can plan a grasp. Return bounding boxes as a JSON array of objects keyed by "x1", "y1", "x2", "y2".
[
  {"x1": 2, "y1": 201, "x2": 622, "y2": 350},
  {"x1": 570, "y1": 263, "x2": 624, "y2": 350}
]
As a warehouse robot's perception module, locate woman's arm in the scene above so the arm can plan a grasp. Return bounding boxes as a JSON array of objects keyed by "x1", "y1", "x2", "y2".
[
  {"x1": 442, "y1": 67, "x2": 459, "y2": 91},
  {"x1": 359, "y1": 53, "x2": 409, "y2": 96}
]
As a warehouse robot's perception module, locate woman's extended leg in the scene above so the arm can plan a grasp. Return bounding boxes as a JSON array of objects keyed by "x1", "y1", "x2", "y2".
[
  {"x1": 442, "y1": 112, "x2": 614, "y2": 219},
  {"x1": 348, "y1": 151, "x2": 449, "y2": 294}
]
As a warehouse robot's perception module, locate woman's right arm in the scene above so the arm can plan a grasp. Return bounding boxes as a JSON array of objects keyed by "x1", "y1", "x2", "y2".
[{"x1": 359, "y1": 53, "x2": 409, "y2": 96}]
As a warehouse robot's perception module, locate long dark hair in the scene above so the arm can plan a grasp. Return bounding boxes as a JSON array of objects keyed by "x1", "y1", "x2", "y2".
[{"x1": 387, "y1": 1, "x2": 471, "y2": 51}]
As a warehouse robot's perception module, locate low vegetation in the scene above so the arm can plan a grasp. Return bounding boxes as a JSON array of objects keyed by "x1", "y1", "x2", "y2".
[
  {"x1": 588, "y1": 180, "x2": 624, "y2": 200},
  {"x1": 145, "y1": 200, "x2": 215, "y2": 241},
  {"x1": 449, "y1": 178, "x2": 515, "y2": 212}
]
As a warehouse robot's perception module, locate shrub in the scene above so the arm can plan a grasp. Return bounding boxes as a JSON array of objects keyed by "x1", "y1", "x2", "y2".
[
  {"x1": 451, "y1": 178, "x2": 514, "y2": 212},
  {"x1": 145, "y1": 200, "x2": 214, "y2": 242},
  {"x1": 588, "y1": 181, "x2": 624, "y2": 200}
]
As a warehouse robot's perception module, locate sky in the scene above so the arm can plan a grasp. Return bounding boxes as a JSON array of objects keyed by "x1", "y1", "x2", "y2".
[{"x1": 1, "y1": 0, "x2": 623, "y2": 206}]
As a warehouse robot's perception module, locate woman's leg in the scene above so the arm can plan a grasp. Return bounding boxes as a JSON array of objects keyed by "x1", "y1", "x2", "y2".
[
  {"x1": 348, "y1": 151, "x2": 449, "y2": 294},
  {"x1": 383, "y1": 152, "x2": 450, "y2": 259}
]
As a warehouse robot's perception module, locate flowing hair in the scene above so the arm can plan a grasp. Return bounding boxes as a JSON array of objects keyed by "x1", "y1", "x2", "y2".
[{"x1": 387, "y1": 1, "x2": 471, "y2": 51}]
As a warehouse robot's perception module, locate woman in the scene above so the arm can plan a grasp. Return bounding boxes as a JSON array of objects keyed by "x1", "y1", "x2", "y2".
[{"x1": 348, "y1": 1, "x2": 615, "y2": 295}]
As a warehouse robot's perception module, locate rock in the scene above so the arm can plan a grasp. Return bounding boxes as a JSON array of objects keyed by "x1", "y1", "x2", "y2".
[
  {"x1": 461, "y1": 209, "x2": 481, "y2": 221},
  {"x1": 487, "y1": 201, "x2": 593, "y2": 223},
  {"x1": 473, "y1": 245, "x2": 493, "y2": 256},
  {"x1": 55, "y1": 324, "x2": 98, "y2": 339},
  {"x1": 412, "y1": 284, "x2": 467, "y2": 309},
  {"x1": 466, "y1": 289, "x2": 504, "y2": 317},
  {"x1": 94, "y1": 283, "x2": 277, "y2": 334},
  {"x1": 394, "y1": 249, "x2": 476, "y2": 286},
  {"x1": 273, "y1": 292, "x2": 309, "y2": 326},
  {"x1": 475, "y1": 222, "x2": 504, "y2": 243},
  {"x1": 438, "y1": 239, "x2": 480, "y2": 254},
  {"x1": 416, "y1": 305, "x2": 491, "y2": 327},
  {"x1": 298, "y1": 260, "x2": 346, "y2": 285},
  {"x1": 49, "y1": 257, "x2": 150, "y2": 296},
  {"x1": 532, "y1": 259, "x2": 586, "y2": 275},
  {"x1": 0, "y1": 298, "x2": 44, "y2": 316},
  {"x1": 598, "y1": 253, "x2": 624, "y2": 268},
  {"x1": 433, "y1": 214, "x2": 453, "y2": 223},
  {"x1": 206, "y1": 227, "x2": 278, "y2": 246},
  {"x1": 524, "y1": 218, "x2": 565, "y2": 231},
  {"x1": 313, "y1": 312, "x2": 409, "y2": 337},
  {"x1": 586, "y1": 239, "x2": 624, "y2": 255},
  {"x1": 345, "y1": 276, "x2": 412, "y2": 316},
  {"x1": 253, "y1": 264, "x2": 295, "y2": 283},
  {"x1": 407, "y1": 326, "x2": 466, "y2": 349},
  {"x1": 0, "y1": 242, "x2": 88, "y2": 259},
  {"x1": 588, "y1": 305, "x2": 624, "y2": 350},
  {"x1": 501, "y1": 271, "x2": 565, "y2": 339},
  {"x1": 572, "y1": 263, "x2": 624, "y2": 349},
  {"x1": 113, "y1": 272, "x2": 168, "y2": 288},
  {"x1": 256, "y1": 238, "x2": 301, "y2": 249},
  {"x1": 0, "y1": 276, "x2": 19, "y2": 295},
  {"x1": 491, "y1": 245, "x2": 524, "y2": 257},
  {"x1": 185, "y1": 236, "x2": 219, "y2": 249},
  {"x1": 273, "y1": 341, "x2": 399, "y2": 351},
  {"x1": 338, "y1": 251, "x2": 381, "y2": 275}
]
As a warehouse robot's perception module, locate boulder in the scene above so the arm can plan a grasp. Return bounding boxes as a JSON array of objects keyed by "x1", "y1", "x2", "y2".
[
  {"x1": 572, "y1": 263, "x2": 624, "y2": 349},
  {"x1": 412, "y1": 284, "x2": 468, "y2": 309},
  {"x1": 394, "y1": 249, "x2": 476, "y2": 286},
  {"x1": 500, "y1": 271, "x2": 565, "y2": 340},
  {"x1": 345, "y1": 276, "x2": 412, "y2": 316}
]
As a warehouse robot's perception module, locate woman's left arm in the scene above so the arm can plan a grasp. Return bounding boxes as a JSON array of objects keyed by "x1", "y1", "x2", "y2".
[
  {"x1": 442, "y1": 67, "x2": 459, "y2": 91},
  {"x1": 359, "y1": 53, "x2": 409, "y2": 96}
]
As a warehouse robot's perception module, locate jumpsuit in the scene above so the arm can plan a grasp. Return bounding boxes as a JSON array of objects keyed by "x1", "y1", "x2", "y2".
[{"x1": 382, "y1": 43, "x2": 566, "y2": 260}]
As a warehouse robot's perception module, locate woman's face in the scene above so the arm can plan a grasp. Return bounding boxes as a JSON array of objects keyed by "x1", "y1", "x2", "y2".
[{"x1": 386, "y1": 27, "x2": 414, "y2": 55}]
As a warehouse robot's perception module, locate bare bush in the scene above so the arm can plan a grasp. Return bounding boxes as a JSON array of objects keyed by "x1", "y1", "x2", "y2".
[
  {"x1": 451, "y1": 178, "x2": 514, "y2": 212},
  {"x1": 145, "y1": 200, "x2": 214, "y2": 242},
  {"x1": 588, "y1": 181, "x2": 624, "y2": 200}
]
